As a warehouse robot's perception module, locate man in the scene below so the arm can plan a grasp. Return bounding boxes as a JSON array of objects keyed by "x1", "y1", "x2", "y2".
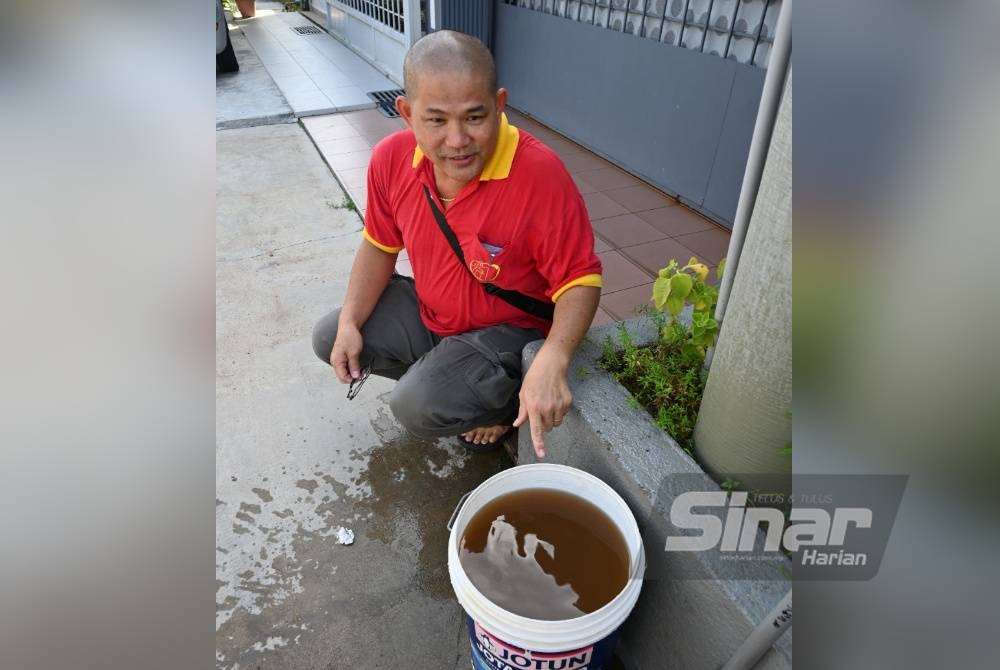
[{"x1": 312, "y1": 31, "x2": 601, "y2": 458}]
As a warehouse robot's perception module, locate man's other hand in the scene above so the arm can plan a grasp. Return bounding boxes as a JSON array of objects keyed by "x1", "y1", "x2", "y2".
[
  {"x1": 330, "y1": 324, "x2": 364, "y2": 383},
  {"x1": 513, "y1": 348, "x2": 572, "y2": 459}
]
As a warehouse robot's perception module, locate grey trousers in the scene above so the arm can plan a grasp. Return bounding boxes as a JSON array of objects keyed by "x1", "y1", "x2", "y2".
[{"x1": 312, "y1": 275, "x2": 544, "y2": 438}]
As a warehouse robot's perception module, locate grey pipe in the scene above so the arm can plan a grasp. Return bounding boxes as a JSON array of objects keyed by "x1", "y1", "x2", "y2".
[
  {"x1": 720, "y1": 590, "x2": 792, "y2": 670},
  {"x1": 709, "y1": 0, "x2": 793, "y2": 368}
]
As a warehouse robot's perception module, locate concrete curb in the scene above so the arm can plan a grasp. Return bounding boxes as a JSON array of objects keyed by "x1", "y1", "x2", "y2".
[{"x1": 520, "y1": 316, "x2": 792, "y2": 669}]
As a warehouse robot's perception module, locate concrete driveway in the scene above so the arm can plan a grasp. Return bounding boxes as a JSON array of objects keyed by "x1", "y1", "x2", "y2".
[{"x1": 215, "y1": 120, "x2": 508, "y2": 669}]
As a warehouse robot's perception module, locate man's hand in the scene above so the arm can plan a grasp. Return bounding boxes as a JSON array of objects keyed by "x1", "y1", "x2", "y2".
[
  {"x1": 330, "y1": 323, "x2": 364, "y2": 383},
  {"x1": 513, "y1": 348, "x2": 572, "y2": 459},
  {"x1": 511, "y1": 284, "x2": 600, "y2": 459},
  {"x1": 328, "y1": 239, "x2": 399, "y2": 383}
]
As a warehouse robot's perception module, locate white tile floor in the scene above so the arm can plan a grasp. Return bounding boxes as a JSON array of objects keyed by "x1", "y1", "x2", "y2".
[{"x1": 237, "y1": 10, "x2": 397, "y2": 117}]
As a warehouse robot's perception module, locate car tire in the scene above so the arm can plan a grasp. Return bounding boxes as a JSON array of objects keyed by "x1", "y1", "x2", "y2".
[{"x1": 217, "y1": 29, "x2": 239, "y2": 73}]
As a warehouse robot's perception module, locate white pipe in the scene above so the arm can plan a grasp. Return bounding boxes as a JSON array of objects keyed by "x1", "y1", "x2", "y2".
[
  {"x1": 720, "y1": 590, "x2": 792, "y2": 670},
  {"x1": 709, "y1": 0, "x2": 793, "y2": 369}
]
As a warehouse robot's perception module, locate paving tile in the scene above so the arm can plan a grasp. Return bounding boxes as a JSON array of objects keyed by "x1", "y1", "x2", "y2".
[
  {"x1": 301, "y1": 113, "x2": 354, "y2": 130},
  {"x1": 603, "y1": 184, "x2": 677, "y2": 213},
  {"x1": 310, "y1": 70, "x2": 354, "y2": 90},
  {"x1": 673, "y1": 228, "x2": 732, "y2": 265},
  {"x1": 583, "y1": 192, "x2": 629, "y2": 221},
  {"x1": 348, "y1": 112, "x2": 402, "y2": 134},
  {"x1": 324, "y1": 149, "x2": 372, "y2": 171},
  {"x1": 591, "y1": 213, "x2": 667, "y2": 249},
  {"x1": 635, "y1": 206, "x2": 714, "y2": 237},
  {"x1": 274, "y1": 74, "x2": 321, "y2": 96},
  {"x1": 592, "y1": 233, "x2": 612, "y2": 253},
  {"x1": 600, "y1": 283, "x2": 656, "y2": 320},
  {"x1": 263, "y1": 61, "x2": 306, "y2": 78},
  {"x1": 510, "y1": 116, "x2": 550, "y2": 137},
  {"x1": 596, "y1": 250, "x2": 654, "y2": 294},
  {"x1": 541, "y1": 136, "x2": 586, "y2": 157},
  {"x1": 618, "y1": 237, "x2": 700, "y2": 276},
  {"x1": 572, "y1": 173, "x2": 598, "y2": 195},
  {"x1": 341, "y1": 108, "x2": 387, "y2": 122},
  {"x1": 326, "y1": 85, "x2": 375, "y2": 110},
  {"x1": 589, "y1": 307, "x2": 617, "y2": 329},
  {"x1": 284, "y1": 91, "x2": 336, "y2": 116},
  {"x1": 305, "y1": 121, "x2": 362, "y2": 142},
  {"x1": 315, "y1": 135, "x2": 372, "y2": 156},
  {"x1": 575, "y1": 166, "x2": 640, "y2": 190},
  {"x1": 336, "y1": 166, "x2": 368, "y2": 190},
  {"x1": 297, "y1": 105, "x2": 340, "y2": 118},
  {"x1": 361, "y1": 128, "x2": 401, "y2": 147},
  {"x1": 561, "y1": 151, "x2": 615, "y2": 173}
]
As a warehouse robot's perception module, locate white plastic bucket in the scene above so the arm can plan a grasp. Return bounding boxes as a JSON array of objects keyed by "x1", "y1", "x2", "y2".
[{"x1": 447, "y1": 464, "x2": 645, "y2": 670}]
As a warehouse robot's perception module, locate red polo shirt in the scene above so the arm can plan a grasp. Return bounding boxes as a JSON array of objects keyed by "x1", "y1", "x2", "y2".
[{"x1": 362, "y1": 113, "x2": 603, "y2": 337}]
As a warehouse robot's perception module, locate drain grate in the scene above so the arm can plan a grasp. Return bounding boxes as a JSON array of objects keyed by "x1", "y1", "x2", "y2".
[
  {"x1": 368, "y1": 89, "x2": 405, "y2": 118},
  {"x1": 292, "y1": 25, "x2": 323, "y2": 35}
]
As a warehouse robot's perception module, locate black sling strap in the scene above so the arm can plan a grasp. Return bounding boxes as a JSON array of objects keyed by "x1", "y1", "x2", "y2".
[{"x1": 422, "y1": 185, "x2": 554, "y2": 321}]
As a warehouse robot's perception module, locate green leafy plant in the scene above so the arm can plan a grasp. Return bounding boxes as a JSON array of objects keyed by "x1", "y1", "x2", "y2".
[
  {"x1": 283, "y1": 0, "x2": 302, "y2": 11},
  {"x1": 598, "y1": 256, "x2": 725, "y2": 454},
  {"x1": 652, "y1": 256, "x2": 726, "y2": 358}
]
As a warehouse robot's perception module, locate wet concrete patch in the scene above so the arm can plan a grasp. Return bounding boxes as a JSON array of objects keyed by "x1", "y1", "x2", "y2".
[{"x1": 216, "y1": 395, "x2": 510, "y2": 669}]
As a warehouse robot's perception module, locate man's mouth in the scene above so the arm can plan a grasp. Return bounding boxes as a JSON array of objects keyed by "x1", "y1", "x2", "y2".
[{"x1": 445, "y1": 154, "x2": 476, "y2": 166}]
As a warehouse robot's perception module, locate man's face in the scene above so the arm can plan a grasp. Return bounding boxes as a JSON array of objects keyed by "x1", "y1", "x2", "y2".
[{"x1": 397, "y1": 71, "x2": 507, "y2": 187}]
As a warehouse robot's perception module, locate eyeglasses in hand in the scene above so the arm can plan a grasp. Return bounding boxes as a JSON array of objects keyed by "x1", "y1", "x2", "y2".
[{"x1": 346, "y1": 366, "x2": 372, "y2": 400}]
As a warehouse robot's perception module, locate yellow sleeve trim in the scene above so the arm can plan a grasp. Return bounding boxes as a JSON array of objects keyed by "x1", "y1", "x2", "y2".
[
  {"x1": 362, "y1": 229, "x2": 403, "y2": 254},
  {"x1": 551, "y1": 274, "x2": 603, "y2": 302}
]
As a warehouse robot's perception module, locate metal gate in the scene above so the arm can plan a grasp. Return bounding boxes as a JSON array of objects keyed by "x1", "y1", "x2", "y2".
[
  {"x1": 312, "y1": 0, "x2": 423, "y2": 84},
  {"x1": 493, "y1": 0, "x2": 783, "y2": 228}
]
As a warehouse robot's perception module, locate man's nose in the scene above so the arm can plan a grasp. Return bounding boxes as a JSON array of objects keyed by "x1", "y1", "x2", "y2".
[{"x1": 444, "y1": 123, "x2": 471, "y2": 149}]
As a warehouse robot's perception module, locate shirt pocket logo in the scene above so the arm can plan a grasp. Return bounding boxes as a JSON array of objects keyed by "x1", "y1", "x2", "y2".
[{"x1": 469, "y1": 259, "x2": 501, "y2": 282}]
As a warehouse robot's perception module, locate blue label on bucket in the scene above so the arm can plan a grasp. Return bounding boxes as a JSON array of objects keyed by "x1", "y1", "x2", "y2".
[{"x1": 467, "y1": 617, "x2": 620, "y2": 670}]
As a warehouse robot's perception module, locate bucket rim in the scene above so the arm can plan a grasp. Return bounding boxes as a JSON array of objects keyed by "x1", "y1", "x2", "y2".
[{"x1": 447, "y1": 463, "x2": 646, "y2": 641}]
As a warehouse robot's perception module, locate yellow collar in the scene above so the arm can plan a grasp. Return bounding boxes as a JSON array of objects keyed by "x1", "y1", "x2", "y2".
[{"x1": 411, "y1": 112, "x2": 519, "y2": 181}]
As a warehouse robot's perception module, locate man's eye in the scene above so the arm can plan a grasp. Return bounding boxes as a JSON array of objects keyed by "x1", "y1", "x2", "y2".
[{"x1": 467, "y1": 116, "x2": 484, "y2": 123}]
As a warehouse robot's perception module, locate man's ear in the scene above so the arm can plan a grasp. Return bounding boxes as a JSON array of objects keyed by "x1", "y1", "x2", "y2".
[
  {"x1": 495, "y1": 88, "x2": 508, "y2": 115},
  {"x1": 395, "y1": 96, "x2": 413, "y2": 127}
]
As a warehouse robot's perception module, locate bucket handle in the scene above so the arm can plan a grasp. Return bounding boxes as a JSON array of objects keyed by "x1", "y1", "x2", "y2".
[{"x1": 446, "y1": 491, "x2": 472, "y2": 532}]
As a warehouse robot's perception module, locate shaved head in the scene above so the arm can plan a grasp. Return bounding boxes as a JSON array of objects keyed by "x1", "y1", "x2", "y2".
[{"x1": 403, "y1": 30, "x2": 497, "y2": 100}]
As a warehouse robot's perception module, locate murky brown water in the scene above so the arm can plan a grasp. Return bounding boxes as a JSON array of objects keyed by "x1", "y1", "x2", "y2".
[{"x1": 460, "y1": 488, "x2": 629, "y2": 620}]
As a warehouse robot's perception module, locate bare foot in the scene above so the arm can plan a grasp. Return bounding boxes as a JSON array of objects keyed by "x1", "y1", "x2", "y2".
[{"x1": 460, "y1": 425, "x2": 510, "y2": 445}]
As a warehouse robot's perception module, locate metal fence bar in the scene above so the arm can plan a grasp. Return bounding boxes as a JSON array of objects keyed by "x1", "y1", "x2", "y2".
[
  {"x1": 677, "y1": 0, "x2": 691, "y2": 47},
  {"x1": 750, "y1": 0, "x2": 771, "y2": 66},
  {"x1": 722, "y1": 0, "x2": 739, "y2": 60},
  {"x1": 700, "y1": 0, "x2": 716, "y2": 52}
]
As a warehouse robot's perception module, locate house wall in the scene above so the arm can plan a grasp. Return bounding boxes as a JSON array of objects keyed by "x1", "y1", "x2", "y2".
[{"x1": 493, "y1": 3, "x2": 767, "y2": 228}]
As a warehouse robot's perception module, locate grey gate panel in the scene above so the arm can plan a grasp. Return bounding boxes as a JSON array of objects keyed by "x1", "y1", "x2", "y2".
[
  {"x1": 701, "y1": 64, "x2": 766, "y2": 224},
  {"x1": 439, "y1": 0, "x2": 495, "y2": 50},
  {"x1": 493, "y1": 1, "x2": 772, "y2": 228}
]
